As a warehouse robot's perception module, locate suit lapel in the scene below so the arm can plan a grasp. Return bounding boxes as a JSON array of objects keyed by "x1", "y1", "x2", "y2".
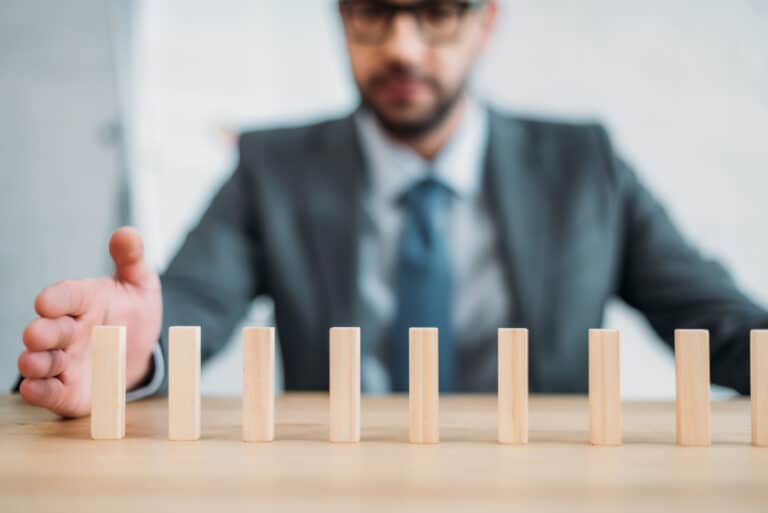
[
  {"x1": 484, "y1": 111, "x2": 545, "y2": 333},
  {"x1": 300, "y1": 110, "x2": 547, "y2": 362},
  {"x1": 302, "y1": 115, "x2": 367, "y2": 329}
]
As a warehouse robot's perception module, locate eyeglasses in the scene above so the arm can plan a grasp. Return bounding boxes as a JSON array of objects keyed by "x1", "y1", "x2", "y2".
[{"x1": 339, "y1": 0, "x2": 487, "y2": 46}]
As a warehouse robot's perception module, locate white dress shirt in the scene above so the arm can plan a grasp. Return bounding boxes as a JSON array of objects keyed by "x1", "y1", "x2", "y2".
[{"x1": 356, "y1": 97, "x2": 512, "y2": 393}]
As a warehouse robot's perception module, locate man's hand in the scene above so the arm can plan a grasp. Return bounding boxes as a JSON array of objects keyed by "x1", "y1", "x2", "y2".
[{"x1": 17, "y1": 227, "x2": 163, "y2": 418}]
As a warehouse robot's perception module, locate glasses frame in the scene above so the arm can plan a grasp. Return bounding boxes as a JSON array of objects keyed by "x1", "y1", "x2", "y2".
[{"x1": 339, "y1": 0, "x2": 488, "y2": 46}]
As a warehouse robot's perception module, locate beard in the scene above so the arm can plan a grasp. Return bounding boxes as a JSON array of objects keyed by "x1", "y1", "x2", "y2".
[{"x1": 359, "y1": 62, "x2": 466, "y2": 140}]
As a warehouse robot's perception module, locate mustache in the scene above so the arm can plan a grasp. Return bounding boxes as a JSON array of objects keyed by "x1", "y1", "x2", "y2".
[{"x1": 368, "y1": 63, "x2": 440, "y2": 91}]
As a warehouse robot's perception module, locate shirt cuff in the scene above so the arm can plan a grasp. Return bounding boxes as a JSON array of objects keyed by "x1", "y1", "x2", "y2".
[{"x1": 126, "y1": 343, "x2": 165, "y2": 402}]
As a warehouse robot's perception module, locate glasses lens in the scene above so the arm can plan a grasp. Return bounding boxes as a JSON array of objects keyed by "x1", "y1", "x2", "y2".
[
  {"x1": 418, "y1": 3, "x2": 464, "y2": 43},
  {"x1": 342, "y1": 1, "x2": 480, "y2": 46},
  {"x1": 345, "y1": 2, "x2": 391, "y2": 44}
]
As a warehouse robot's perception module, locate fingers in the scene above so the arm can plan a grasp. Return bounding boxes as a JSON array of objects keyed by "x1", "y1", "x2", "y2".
[
  {"x1": 35, "y1": 280, "x2": 91, "y2": 318},
  {"x1": 18, "y1": 350, "x2": 69, "y2": 379},
  {"x1": 19, "y1": 377, "x2": 67, "y2": 413},
  {"x1": 23, "y1": 316, "x2": 77, "y2": 351},
  {"x1": 18, "y1": 327, "x2": 91, "y2": 417},
  {"x1": 109, "y1": 226, "x2": 153, "y2": 286}
]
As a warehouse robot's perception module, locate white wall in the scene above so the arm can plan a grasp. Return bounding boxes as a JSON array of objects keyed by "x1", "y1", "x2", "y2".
[
  {"x1": 129, "y1": 0, "x2": 768, "y2": 398},
  {"x1": 0, "y1": 0, "x2": 125, "y2": 391}
]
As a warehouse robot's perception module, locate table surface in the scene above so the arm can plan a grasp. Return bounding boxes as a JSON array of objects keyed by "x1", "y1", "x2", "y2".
[{"x1": 1, "y1": 394, "x2": 766, "y2": 513}]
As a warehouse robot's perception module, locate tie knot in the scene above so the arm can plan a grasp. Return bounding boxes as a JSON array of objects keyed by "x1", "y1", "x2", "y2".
[{"x1": 398, "y1": 177, "x2": 453, "y2": 208}]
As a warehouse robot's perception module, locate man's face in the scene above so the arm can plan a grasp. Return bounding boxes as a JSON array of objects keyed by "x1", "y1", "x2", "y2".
[{"x1": 340, "y1": 0, "x2": 497, "y2": 138}]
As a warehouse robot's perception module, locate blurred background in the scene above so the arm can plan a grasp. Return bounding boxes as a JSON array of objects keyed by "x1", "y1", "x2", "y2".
[{"x1": 1, "y1": 0, "x2": 766, "y2": 398}]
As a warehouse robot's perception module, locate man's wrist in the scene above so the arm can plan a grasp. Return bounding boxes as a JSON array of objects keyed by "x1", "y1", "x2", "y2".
[
  {"x1": 128, "y1": 351, "x2": 155, "y2": 391},
  {"x1": 126, "y1": 344, "x2": 165, "y2": 401}
]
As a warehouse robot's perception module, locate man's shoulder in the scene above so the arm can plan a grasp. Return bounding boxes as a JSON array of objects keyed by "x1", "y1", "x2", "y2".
[
  {"x1": 489, "y1": 107, "x2": 616, "y2": 171},
  {"x1": 489, "y1": 107, "x2": 609, "y2": 146},
  {"x1": 487, "y1": 107, "x2": 626, "y2": 192},
  {"x1": 237, "y1": 114, "x2": 356, "y2": 160}
]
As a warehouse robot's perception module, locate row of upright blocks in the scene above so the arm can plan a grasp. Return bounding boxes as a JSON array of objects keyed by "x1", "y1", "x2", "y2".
[{"x1": 90, "y1": 326, "x2": 768, "y2": 447}]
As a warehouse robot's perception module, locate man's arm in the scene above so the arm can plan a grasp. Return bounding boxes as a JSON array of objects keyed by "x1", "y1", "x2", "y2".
[
  {"x1": 604, "y1": 130, "x2": 768, "y2": 394},
  {"x1": 151, "y1": 144, "x2": 265, "y2": 395}
]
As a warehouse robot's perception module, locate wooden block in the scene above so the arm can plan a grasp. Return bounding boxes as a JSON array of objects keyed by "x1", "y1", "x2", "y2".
[
  {"x1": 168, "y1": 326, "x2": 201, "y2": 441},
  {"x1": 90, "y1": 326, "x2": 126, "y2": 440},
  {"x1": 752, "y1": 330, "x2": 768, "y2": 447},
  {"x1": 497, "y1": 328, "x2": 528, "y2": 444},
  {"x1": 242, "y1": 327, "x2": 275, "y2": 442},
  {"x1": 329, "y1": 327, "x2": 361, "y2": 443},
  {"x1": 409, "y1": 327, "x2": 439, "y2": 444},
  {"x1": 588, "y1": 329, "x2": 622, "y2": 446},
  {"x1": 675, "y1": 329, "x2": 711, "y2": 446}
]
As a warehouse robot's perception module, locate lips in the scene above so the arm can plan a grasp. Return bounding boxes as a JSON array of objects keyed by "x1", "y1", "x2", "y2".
[{"x1": 375, "y1": 77, "x2": 430, "y2": 102}]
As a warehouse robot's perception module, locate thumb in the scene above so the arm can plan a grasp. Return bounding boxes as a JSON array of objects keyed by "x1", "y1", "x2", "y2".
[{"x1": 109, "y1": 226, "x2": 155, "y2": 287}]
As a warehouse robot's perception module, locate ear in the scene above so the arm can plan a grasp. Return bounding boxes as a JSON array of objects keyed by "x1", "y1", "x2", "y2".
[
  {"x1": 337, "y1": 1, "x2": 346, "y2": 25},
  {"x1": 338, "y1": 1, "x2": 352, "y2": 43},
  {"x1": 478, "y1": 0, "x2": 499, "y2": 49}
]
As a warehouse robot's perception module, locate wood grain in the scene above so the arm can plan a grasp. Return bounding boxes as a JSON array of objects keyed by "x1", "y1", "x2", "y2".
[
  {"x1": 753, "y1": 330, "x2": 768, "y2": 447},
  {"x1": 329, "y1": 327, "x2": 360, "y2": 442},
  {"x1": 242, "y1": 327, "x2": 275, "y2": 442},
  {"x1": 90, "y1": 325, "x2": 126, "y2": 440},
  {"x1": 1, "y1": 395, "x2": 766, "y2": 513},
  {"x1": 675, "y1": 329, "x2": 711, "y2": 446},
  {"x1": 497, "y1": 328, "x2": 528, "y2": 444},
  {"x1": 589, "y1": 329, "x2": 621, "y2": 445},
  {"x1": 409, "y1": 327, "x2": 439, "y2": 444},
  {"x1": 168, "y1": 326, "x2": 201, "y2": 441}
]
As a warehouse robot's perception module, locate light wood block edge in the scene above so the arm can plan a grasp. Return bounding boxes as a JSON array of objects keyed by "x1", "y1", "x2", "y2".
[
  {"x1": 242, "y1": 327, "x2": 275, "y2": 442},
  {"x1": 675, "y1": 329, "x2": 711, "y2": 447},
  {"x1": 90, "y1": 325, "x2": 126, "y2": 440},
  {"x1": 329, "y1": 327, "x2": 361, "y2": 443},
  {"x1": 497, "y1": 328, "x2": 528, "y2": 444},
  {"x1": 168, "y1": 326, "x2": 201, "y2": 441},
  {"x1": 410, "y1": 327, "x2": 439, "y2": 444},
  {"x1": 588, "y1": 329, "x2": 622, "y2": 446},
  {"x1": 752, "y1": 330, "x2": 768, "y2": 447}
]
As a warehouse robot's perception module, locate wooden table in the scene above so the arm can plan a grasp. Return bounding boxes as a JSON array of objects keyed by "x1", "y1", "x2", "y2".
[{"x1": 1, "y1": 394, "x2": 766, "y2": 513}]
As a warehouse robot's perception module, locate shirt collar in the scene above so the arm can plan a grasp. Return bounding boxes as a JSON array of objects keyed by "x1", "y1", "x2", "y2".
[{"x1": 355, "y1": 96, "x2": 490, "y2": 203}]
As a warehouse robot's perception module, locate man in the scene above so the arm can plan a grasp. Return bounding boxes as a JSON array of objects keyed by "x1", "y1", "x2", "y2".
[{"x1": 16, "y1": 0, "x2": 767, "y2": 417}]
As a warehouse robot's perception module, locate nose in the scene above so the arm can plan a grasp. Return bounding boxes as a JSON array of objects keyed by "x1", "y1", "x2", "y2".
[{"x1": 380, "y1": 12, "x2": 427, "y2": 65}]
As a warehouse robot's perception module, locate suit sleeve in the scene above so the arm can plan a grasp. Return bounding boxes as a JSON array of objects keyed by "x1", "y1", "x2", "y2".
[
  {"x1": 154, "y1": 138, "x2": 265, "y2": 394},
  {"x1": 600, "y1": 128, "x2": 768, "y2": 394}
]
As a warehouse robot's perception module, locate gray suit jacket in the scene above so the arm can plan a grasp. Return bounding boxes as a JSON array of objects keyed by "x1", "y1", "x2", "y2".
[{"x1": 158, "y1": 109, "x2": 766, "y2": 394}]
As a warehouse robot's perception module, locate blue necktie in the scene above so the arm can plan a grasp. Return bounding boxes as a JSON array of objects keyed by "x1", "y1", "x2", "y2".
[{"x1": 390, "y1": 177, "x2": 456, "y2": 393}]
